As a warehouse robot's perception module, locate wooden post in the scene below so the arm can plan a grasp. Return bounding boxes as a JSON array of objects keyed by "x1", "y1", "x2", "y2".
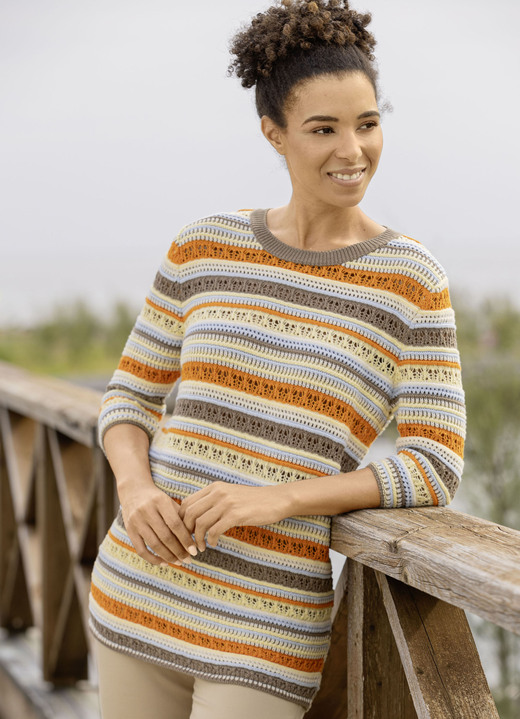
[
  {"x1": 0, "y1": 409, "x2": 33, "y2": 632},
  {"x1": 305, "y1": 560, "x2": 416, "y2": 719},
  {"x1": 38, "y1": 426, "x2": 88, "y2": 683},
  {"x1": 347, "y1": 561, "x2": 417, "y2": 719},
  {"x1": 377, "y1": 573, "x2": 500, "y2": 718}
]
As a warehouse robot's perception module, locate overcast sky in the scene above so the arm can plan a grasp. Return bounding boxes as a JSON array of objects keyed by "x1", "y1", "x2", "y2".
[{"x1": 2, "y1": 0, "x2": 520, "y2": 325}]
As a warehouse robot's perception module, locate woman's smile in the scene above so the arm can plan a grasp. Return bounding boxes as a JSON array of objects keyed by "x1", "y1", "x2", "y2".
[{"x1": 327, "y1": 167, "x2": 366, "y2": 185}]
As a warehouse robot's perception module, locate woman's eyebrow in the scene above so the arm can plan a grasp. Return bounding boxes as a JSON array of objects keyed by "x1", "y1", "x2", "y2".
[
  {"x1": 301, "y1": 114, "x2": 339, "y2": 126},
  {"x1": 302, "y1": 110, "x2": 380, "y2": 126},
  {"x1": 358, "y1": 110, "x2": 381, "y2": 119}
]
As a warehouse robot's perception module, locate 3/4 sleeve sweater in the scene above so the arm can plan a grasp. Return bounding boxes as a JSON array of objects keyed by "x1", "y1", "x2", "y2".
[{"x1": 89, "y1": 209, "x2": 466, "y2": 709}]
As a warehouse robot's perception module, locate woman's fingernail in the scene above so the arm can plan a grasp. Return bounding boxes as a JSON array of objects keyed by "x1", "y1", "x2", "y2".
[
  {"x1": 188, "y1": 545, "x2": 198, "y2": 556},
  {"x1": 160, "y1": 562, "x2": 170, "y2": 568}
]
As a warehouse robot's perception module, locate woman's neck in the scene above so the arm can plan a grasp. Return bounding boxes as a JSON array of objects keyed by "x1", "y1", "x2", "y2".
[{"x1": 266, "y1": 200, "x2": 385, "y2": 252}]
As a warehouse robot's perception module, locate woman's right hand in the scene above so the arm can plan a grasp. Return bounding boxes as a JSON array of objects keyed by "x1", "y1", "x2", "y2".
[
  {"x1": 103, "y1": 423, "x2": 197, "y2": 567},
  {"x1": 119, "y1": 483, "x2": 198, "y2": 566}
]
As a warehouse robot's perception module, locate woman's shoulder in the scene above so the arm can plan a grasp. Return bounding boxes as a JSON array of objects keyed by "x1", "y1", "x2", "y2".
[
  {"x1": 380, "y1": 230, "x2": 451, "y2": 292},
  {"x1": 174, "y1": 210, "x2": 254, "y2": 245}
]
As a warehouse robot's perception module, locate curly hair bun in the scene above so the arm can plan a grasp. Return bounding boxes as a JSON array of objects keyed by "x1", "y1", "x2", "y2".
[{"x1": 229, "y1": 0, "x2": 376, "y2": 89}]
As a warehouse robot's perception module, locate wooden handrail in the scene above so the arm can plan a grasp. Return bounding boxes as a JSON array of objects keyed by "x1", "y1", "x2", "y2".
[
  {"x1": 1, "y1": 359, "x2": 517, "y2": 718},
  {"x1": 331, "y1": 506, "x2": 520, "y2": 635}
]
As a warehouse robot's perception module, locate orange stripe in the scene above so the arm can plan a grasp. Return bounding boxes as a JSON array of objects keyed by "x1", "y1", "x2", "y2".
[
  {"x1": 91, "y1": 584, "x2": 324, "y2": 673},
  {"x1": 145, "y1": 296, "x2": 183, "y2": 322},
  {"x1": 224, "y1": 525, "x2": 329, "y2": 562},
  {"x1": 182, "y1": 362, "x2": 378, "y2": 446},
  {"x1": 167, "y1": 498, "x2": 329, "y2": 562},
  {"x1": 397, "y1": 358, "x2": 461, "y2": 369},
  {"x1": 399, "y1": 423, "x2": 464, "y2": 457},
  {"x1": 184, "y1": 299, "x2": 399, "y2": 363},
  {"x1": 118, "y1": 357, "x2": 179, "y2": 385},
  {"x1": 107, "y1": 395, "x2": 163, "y2": 420},
  {"x1": 162, "y1": 427, "x2": 324, "y2": 477},
  {"x1": 400, "y1": 450, "x2": 439, "y2": 506},
  {"x1": 181, "y1": 239, "x2": 452, "y2": 311},
  {"x1": 107, "y1": 530, "x2": 332, "y2": 610}
]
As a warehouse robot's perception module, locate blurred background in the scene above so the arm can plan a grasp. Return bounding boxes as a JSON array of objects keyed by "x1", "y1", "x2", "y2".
[{"x1": 2, "y1": 0, "x2": 520, "y2": 715}]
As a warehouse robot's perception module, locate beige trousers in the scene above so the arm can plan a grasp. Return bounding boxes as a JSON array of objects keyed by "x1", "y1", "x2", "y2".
[{"x1": 94, "y1": 639, "x2": 306, "y2": 719}]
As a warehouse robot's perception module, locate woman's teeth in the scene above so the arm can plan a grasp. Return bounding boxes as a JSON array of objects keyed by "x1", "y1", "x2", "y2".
[{"x1": 330, "y1": 170, "x2": 364, "y2": 180}]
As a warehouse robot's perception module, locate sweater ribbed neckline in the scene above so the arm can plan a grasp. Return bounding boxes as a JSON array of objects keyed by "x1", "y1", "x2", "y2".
[{"x1": 250, "y1": 208, "x2": 399, "y2": 267}]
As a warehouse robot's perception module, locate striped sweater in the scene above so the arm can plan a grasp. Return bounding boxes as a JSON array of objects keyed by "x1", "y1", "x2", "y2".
[{"x1": 89, "y1": 209, "x2": 465, "y2": 708}]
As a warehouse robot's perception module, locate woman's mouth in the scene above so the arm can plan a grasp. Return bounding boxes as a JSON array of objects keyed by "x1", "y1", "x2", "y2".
[{"x1": 328, "y1": 169, "x2": 365, "y2": 182}]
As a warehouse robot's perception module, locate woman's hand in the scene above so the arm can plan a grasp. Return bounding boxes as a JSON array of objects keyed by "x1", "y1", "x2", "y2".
[
  {"x1": 179, "y1": 482, "x2": 291, "y2": 551},
  {"x1": 179, "y1": 468, "x2": 381, "y2": 552},
  {"x1": 103, "y1": 423, "x2": 197, "y2": 567},
  {"x1": 119, "y1": 483, "x2": 198, "y2": 567}
]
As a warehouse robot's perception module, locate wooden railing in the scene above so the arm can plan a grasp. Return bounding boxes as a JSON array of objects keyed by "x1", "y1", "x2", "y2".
[{"x1": 1, "y1": 360, "x2": 519, "y2": 718}]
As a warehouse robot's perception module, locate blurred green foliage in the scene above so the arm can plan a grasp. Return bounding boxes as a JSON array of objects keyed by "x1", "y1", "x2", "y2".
[
  {"x1": 454, "y1": 296, "x2": 520, "y2": 716},
  {"x1": 0, "y1": 300, "x2": 137, "y2": 376}
]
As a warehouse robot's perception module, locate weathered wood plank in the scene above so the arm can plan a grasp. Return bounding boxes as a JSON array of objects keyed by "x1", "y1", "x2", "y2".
[
  {"x1": 0, "y1": 410, "x2": 39, "y2": 629},
  {"x1": 0, "y1": 362, "x2": 101, "y2": 446},
  {"x1": 378, "y1": 573, "x2": 499, "y2": 718},
  {"x1": 93, "y1": 447, "x2": 116, "y2": 545},
  {"x1": 347, "y1": 562, "x2": 417, "y2": 719},
  {"x1": 331, "y1": 507, "x2": 520, "y2": 634}
]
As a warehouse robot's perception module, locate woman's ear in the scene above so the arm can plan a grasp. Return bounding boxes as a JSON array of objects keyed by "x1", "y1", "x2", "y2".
[{"x1": 261, "y1": 116, "x2": 285, "y2": 155}]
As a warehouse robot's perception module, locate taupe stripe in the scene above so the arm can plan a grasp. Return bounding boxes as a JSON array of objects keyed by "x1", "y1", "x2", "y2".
[
  {"x1": 421, "y1": 449, "x2": 460, "y2": 498},
  {"x1": 194, "y1": 545, "x2": 333, "y2": 594},
  {"x1": 97, "y1": 554, "x2": 330, "y2": 639},
  {"x1": 133, "y1": 326, "x2": 181, "y2": 352},
  {"x1": 177, "y1": 273, "x2": 456, "y2": 349},
  {"x1": 106, "y1": 382, "x2": 165, "y2": 407},
  {"x1": 174, "y1": 397, "x2": 346, "y2": 463},
  {"x1": 155, "y1": 264, "x2": 457, "y2": 351},
  {"x1": 340, "y1": 452, "x2": 360, "y2": 474},
  {"x1": 114, "y1": 509, "x2": 332, "y2": 593},
  {"x1": 90, "y1": 619, "x2": 317, "y2": 706}
]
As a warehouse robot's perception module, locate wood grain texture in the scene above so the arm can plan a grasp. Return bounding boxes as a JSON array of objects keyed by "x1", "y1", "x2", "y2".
[
  {"x1": 378, "y1": 573, "x2": 499, "y2": 718},
  {"x1": 347, "y1": 562, "x2": 417, "y2": 719},
  {"x1": 331, "y1": 507, "x2": 520, "y2": 634},
  {"x1": 0, "y1": 361, "x2": 101, "y2": 446}
]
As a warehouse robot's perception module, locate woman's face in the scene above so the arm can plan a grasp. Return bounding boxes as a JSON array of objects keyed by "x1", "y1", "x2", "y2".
[{"x1": 263, "y1": 72, "x2": 383, "y2": 211}]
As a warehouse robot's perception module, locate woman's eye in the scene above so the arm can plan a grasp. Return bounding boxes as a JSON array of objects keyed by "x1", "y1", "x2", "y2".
[
  {"x1": 313, "y1": 127, "x2": 334, "y2": 134},
  {"x1": 359, "y1": 121, "x2": 379, "y2": 131}
]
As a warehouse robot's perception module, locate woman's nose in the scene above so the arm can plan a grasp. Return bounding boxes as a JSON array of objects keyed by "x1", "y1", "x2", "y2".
[{"x1": 335, "y1": 133, "x2": 362, "y2": 162}]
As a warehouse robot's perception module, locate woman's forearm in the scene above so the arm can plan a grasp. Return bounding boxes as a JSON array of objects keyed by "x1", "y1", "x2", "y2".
[
  {"x1": 180, "y1": 467, "x2": 381, "y2": 551},
  {"x1": 103, "y1": 423, "x2": 154, "y2": 496},
  {"x1": 280, "y1": 466, "x2": 381, "y2": 517}
]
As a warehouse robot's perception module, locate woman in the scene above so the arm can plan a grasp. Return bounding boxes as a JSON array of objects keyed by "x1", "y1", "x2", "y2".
[{"x1": 89, "y1": 1, "x2": 466, "y2": 717}]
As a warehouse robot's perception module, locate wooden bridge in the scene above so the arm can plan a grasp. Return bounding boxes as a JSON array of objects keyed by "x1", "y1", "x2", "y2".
[{"x1": 1, "y1": 360, "x2": 519, "y2": 718}]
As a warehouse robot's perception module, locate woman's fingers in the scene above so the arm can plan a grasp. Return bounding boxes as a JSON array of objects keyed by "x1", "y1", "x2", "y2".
[
  {"x1": 126, "y1": 528, "x2": 168, "y2": 566},
  {"x1": 181, "y1": 486, "x2": 241, "y2": 550},
  {"x1": 121, "y1": 488, "x2": 198, "y2": 566},
  {"x1": 159, "y1": 502, "x2": 198, "y2": 558},
  {"x1": 180, "y1": 482, "x2": 288, "y2": 550}
]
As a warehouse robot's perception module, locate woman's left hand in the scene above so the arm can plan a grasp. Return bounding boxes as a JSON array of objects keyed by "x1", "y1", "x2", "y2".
[{"x1": 178, "y1": 482, "x2": 291, "y2": 552}]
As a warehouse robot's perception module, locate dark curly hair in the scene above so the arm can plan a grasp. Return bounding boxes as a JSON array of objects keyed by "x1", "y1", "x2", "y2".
[{"x1": 228, "y1": 0, "x2": 379, "y2": 127}]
